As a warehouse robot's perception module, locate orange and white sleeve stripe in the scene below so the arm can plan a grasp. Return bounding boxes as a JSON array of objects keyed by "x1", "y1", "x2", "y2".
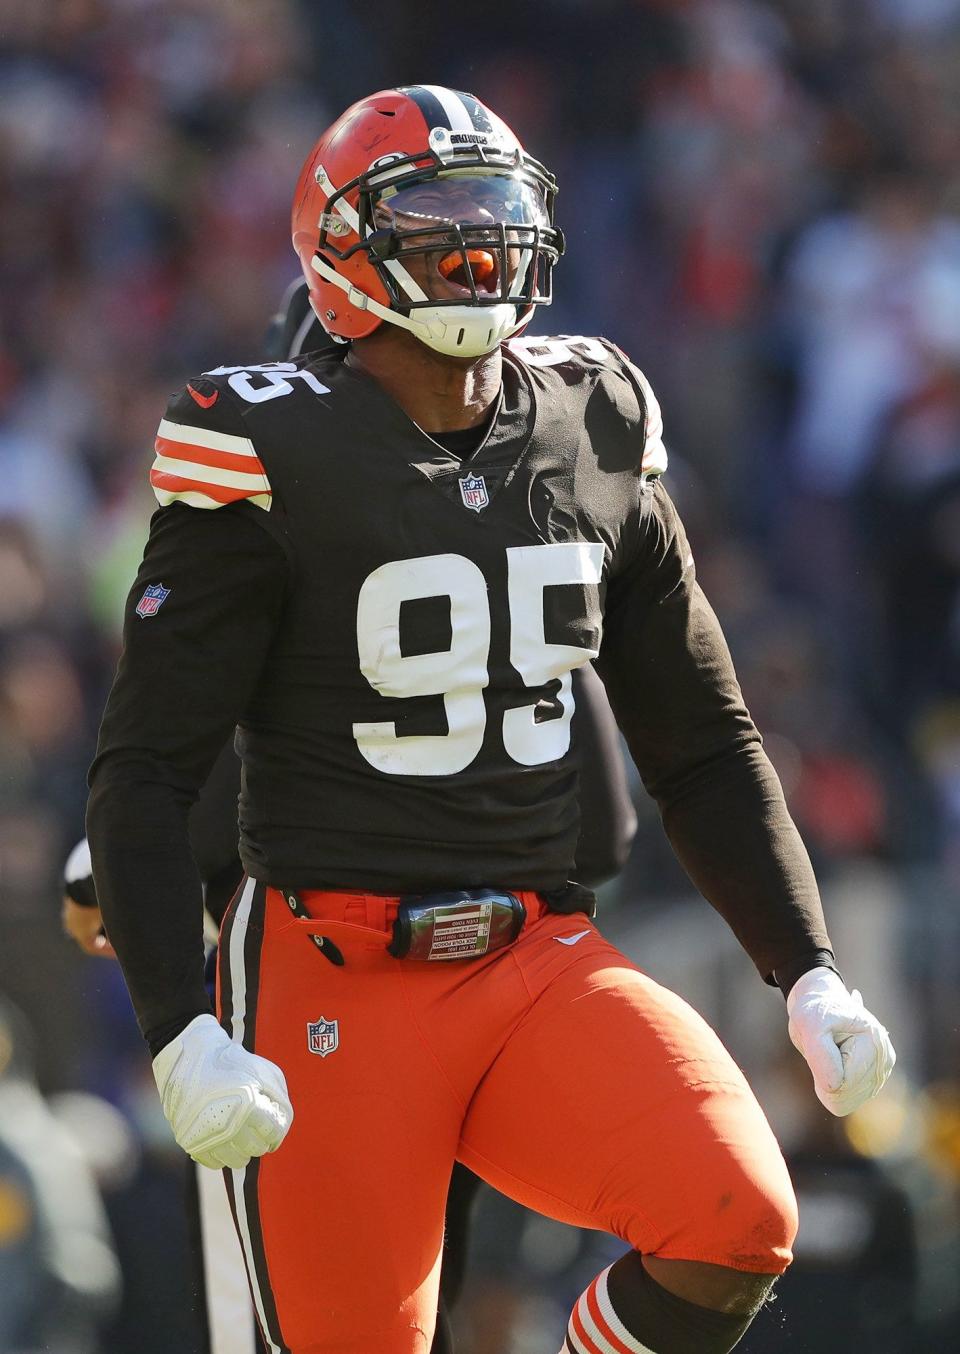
[{"x1": 150, "y1": 418, "x2": 272, "y2": 510}]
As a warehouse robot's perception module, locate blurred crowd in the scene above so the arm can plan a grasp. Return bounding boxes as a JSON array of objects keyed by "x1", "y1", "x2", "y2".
[{"x1": 2, "y1": 0, "x2": 960, "y2": 1350}]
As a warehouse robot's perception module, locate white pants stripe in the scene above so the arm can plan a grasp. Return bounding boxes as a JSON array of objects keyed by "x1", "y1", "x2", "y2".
[
  {"x1": 196, "y1": 1161, "x2": 257, "y2": 1354},
  {"x1": 224, "y1": 879, "x2": 284, "y2": 1354}
]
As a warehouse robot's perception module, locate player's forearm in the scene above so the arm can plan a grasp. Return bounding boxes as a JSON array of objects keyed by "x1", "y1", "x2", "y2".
[
  {"x1": 597, "y1": 487, "x2": 834, "y2": 987},
  {"x1": 87, "y1": 755, "x2": 211, "y2": 1051},
  {"x1": 657, "y1": 737, "x2": 834, "y2": 989},
  {"x1": 84, "y1": 501, "x2": 289, "y2": 1049}
]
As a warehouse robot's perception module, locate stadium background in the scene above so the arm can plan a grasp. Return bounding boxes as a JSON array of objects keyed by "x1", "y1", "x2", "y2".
[{"x1": 1, "y1": 0, "x2": 959, "y2": 1349}]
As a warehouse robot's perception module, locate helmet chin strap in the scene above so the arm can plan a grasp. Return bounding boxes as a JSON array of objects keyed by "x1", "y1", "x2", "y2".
[{"x1": 310, "y1": 254, "x2": 525, "y2": 357}]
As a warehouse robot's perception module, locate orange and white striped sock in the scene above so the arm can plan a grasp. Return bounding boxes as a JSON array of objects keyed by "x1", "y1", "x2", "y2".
[
  {"x1": 561, "y1": 1256, "x2": 759, "y2": 1354},
  {"x1": 563, "y1": 1265, "x2": 658, "y2": 1354}
]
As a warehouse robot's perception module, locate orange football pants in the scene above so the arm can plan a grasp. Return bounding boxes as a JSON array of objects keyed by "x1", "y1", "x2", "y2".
[{"x1": 217, "y1": 880, "x2": 797, "y2": 1354}]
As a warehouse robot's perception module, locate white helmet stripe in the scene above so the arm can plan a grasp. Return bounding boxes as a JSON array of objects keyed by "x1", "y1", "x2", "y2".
[
  {"x1": 454, "y1": 90, "x2": 495, "y2": 135},
  {"x1": 418, "y1": 85, "x2": 476, "y2": 133}
]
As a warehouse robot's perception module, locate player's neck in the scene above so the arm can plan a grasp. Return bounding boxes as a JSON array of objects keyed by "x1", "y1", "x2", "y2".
[{"x1": 346, "y1": 329, "x2": 501, "y2": 433}]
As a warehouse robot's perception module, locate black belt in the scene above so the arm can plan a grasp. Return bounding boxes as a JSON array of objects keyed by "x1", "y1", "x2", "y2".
[{"x1": 278, "y1": 881, "x2": 595, "y2": 966}]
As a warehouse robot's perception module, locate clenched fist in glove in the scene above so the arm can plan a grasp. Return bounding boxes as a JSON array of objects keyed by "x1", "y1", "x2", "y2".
[
  {"x1": 153, "y1": 1013, "x2": 293, "y2": 1169},
  {"x1": 787, "y1": 967, "x2": 895, "y2": 1117}
]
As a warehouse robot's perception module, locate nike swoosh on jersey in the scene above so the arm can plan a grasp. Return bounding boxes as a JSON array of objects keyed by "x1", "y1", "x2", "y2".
[
  {"x1": 187, "y1": 383, "x2": 219, "y2": 409},
  {"x1": 553, "y1": 930, "x2": 591, "y2": 946}
]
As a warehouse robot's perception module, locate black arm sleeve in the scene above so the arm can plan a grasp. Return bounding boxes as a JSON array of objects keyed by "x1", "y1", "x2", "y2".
[
  {"x1": 571, "y1": 663, "x2": 637, "y2": 887},
  {"x1": 65, "y1": 744, "x2": 243, "y2": 917},
  {"x1": 87, "y1": 501, "x2": 290, "y2": 1050},
  {"x1": 595, "y1": 481, "x2": 833, "y2": 987},
  {"x1": 187, "y1": 739, "x2": 243, "y2": 888}
]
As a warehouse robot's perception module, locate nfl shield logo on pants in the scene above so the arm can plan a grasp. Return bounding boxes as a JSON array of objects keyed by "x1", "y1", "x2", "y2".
[
  {"x1": 307, "y1": 1017, "x2": 339, "y2": 1057},
  {"x1": 459, "y1": 474, "x2": 489, "y2": 513}
]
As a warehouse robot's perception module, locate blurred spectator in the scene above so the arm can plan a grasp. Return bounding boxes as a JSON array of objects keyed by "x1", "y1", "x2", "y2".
[
  {"x1": 783, "y1": 172, "x2": 960, "y2": 499},
  {"x1": 0, "y1": 996, "x2": 120, "y2": 1352}
]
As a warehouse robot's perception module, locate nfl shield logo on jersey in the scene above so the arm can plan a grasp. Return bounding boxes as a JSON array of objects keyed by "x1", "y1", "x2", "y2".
[
  {"x1": 135, "y1": 583, "x2": 170, "y2": 618},
  {"x1": 307, "y1": 1016, "x2": 339, "y2": 1058},
  {"x1": 459, "y1": 473, "x2": 489, "y2": 513}
]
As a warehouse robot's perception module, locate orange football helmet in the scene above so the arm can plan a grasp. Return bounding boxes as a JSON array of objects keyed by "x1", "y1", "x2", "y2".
[{"x1": 291, "y1": 85, "x2": 563, "y2": 358}]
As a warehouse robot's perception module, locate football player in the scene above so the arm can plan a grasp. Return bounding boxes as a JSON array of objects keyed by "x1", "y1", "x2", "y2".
[
  {"x1": 87, "y1": 86, "x2": 895, "y2": 1354},
  {"x1": 66, "y1": 274, "x2": 637, "y2": 1354}
]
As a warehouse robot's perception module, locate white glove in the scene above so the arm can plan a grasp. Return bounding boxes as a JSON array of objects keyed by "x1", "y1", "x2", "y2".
[
  {"x1": 152, "y1": 1014, "x2": 293, "y2": 1169},
  {"x1": 787, "y1": 967, "x2": 895, "y2": 1117}
]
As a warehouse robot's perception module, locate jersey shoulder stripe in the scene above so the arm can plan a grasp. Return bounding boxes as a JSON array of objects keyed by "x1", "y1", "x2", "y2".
[{"x1": 150, "y1": 389, "x2": 272, "y2": 511}]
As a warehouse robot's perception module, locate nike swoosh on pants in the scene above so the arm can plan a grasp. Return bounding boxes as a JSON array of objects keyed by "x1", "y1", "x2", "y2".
[{"x1": 553, "y1": 930, "x2": 591, "y2": 946}]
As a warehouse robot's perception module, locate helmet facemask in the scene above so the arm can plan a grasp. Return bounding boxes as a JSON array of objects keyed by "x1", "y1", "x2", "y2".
[{"x1": 311, "y1": 133, "x2": 564, "y2": 357}]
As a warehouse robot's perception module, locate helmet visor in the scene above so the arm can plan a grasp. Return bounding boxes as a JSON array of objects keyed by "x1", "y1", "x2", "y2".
[
  {"x1": 375, "y1": 172, "x2": 550, "y2": 236},
  {"x1": 370, "y1": 171, "x2": 556, "y2": 306}
]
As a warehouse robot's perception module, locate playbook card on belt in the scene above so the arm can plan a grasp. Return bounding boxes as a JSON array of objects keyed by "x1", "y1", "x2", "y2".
[{"x1": 388, "y1": 889, "x2": 526, "y2": 961}]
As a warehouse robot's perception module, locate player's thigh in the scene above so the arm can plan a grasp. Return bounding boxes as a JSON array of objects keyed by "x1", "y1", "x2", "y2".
[
  {"x1": 218, "y1": 883, "x2": 461, "y2": 1352},
  {"x1": 458, "y1": 924, "x2": 796, "y2": 1274}
]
